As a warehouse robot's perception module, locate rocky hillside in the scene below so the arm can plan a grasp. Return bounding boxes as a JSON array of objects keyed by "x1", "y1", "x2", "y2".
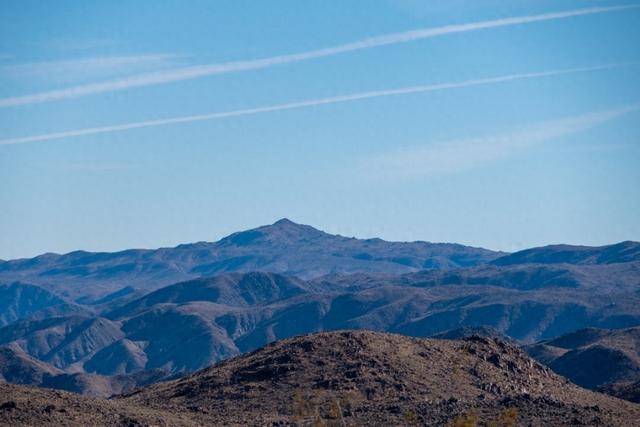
[
  {"x1": 123, "y1": 331, "x2": 640, "y2": 426},
  {"x1": 0, "y1": 382, "x2": 194, "y2": 426},
  {"x1": 2, "y1": 330, "x2": 639, "y2": 425}
]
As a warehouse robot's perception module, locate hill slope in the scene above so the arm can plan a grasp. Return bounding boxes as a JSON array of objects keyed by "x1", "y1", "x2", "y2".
[
  {"x1": 0, "y1": 346, "x2": 62, "y2": 385},
  {"x1": 492, "y1": 241, "x2": 640, "y2": 266},
  {"x1": 2, "y1": 331, "x2": 639, "y2": 425},
  {"x1": 124, "y1": 330, "x2": 640, "y2": 426},
  {"x1": 0, "y1": 283, "x2": 86, "y2": 327},
  {"x1": 526, "y1": 327, "x2": 640, "y2": 390},
  {"x1": 0, "y1": 382, "x2": 194, "y2": 426}
]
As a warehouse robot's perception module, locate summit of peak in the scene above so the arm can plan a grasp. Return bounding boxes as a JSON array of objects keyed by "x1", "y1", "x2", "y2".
[
  {"x1": 272, "y1": 218, "x2": 298, "y2": 227},
  {"x1": 263, "y1": 218, "x2": 325, "y2": 237}
]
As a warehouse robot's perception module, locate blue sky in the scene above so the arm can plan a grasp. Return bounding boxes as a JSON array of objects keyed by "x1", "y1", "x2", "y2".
[{"x1": 1, "y1": 0, "x2": 639, "y2": 259}]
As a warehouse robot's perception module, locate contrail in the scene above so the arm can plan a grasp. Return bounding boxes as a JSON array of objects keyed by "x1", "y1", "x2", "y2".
[
  {"x1": 0, "y1": 63, "x2": 630, "y2": 146},
  {"x1": 0, "y1": 4, "x2": 636, "y2": 108}
]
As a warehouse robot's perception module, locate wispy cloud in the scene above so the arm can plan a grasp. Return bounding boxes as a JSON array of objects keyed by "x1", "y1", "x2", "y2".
[
  {"x1": 0, "y1": 63, "x2": 629, "y2": 146},
  {"x1": 0, "y1": 54, "x2": 182, "y2": 83},
  {"x1": 0, "y1": 4, "x2": 635, "y2": 108},
  {"x1": 362, "y1": 106, "x2": 639, "y2": 177}
]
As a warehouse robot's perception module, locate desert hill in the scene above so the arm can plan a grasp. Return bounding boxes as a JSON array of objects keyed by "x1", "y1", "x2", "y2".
[
  {"x1": 0, "y1": 381, "x2": 194, "y2": 426},
  {"x1": 123, "y1": 330, "x2": 640, "y2": 426},
  {"x1": 2, "y1": 330, "x2": 639, "y2": 425}
]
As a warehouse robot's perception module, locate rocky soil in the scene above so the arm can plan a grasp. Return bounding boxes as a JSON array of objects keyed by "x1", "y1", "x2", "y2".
[
  {"x1": 2, "y1": 330, "x2": 639, "y2": 426},
  {"x1": 124, "y1": 330, "x2": 640, "y2": 426},
  {"x1": 0, "y1": 382, "x2": 195, "y2": 426}
]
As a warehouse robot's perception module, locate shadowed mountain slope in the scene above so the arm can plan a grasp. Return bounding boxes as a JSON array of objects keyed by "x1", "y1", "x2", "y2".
[
  {"x1": 599, "y1": 379, "x2": 640, "y2": 403},
  {"x1": 107, "y1": 271, "x2": 309, "y2": 320},
  {"x1": 525, "y1": 327, "x2": 640, "y2": 391},
  {"x1": 83, "y1": 339, "x2": 148, "y2": 376},
  {"x1": 123, "y1": 330, "x2": 640, "y2": 426},
  {"x1": 341, "y1": 261, "x2": 640, "y2": 292},
  {"x1": 0, "y1": 315, "x2": 124, "y2": 370},
  {"x1": 429, "y1": 325, "x2": 516, "y2": 344},
  {"x1": 0, "y1": 283, "x2": 87, "y2": 327},
  {"x1": 491, "y1": 240, "x2": 640, "y2": 266},
  {"x1": 0, "y1": 346, "x2": 62, "y2": 385},
  {"x1": 0, "y1": 345, "x2": 169, "y2": 398}
]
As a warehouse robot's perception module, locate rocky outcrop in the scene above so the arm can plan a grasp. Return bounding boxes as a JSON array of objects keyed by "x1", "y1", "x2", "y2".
[{"x1": 124, "y1": 331, "x2": 640, "y2": 426}]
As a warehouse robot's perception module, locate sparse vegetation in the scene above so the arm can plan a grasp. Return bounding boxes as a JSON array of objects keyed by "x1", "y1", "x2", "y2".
[
  {"x1": 1, "y1": 328, "x2": 639, "y2": 426},
  {"x1": 120, "y1": 331, "x2": 640, "y2": 426},
  {"x1": 403, "y1": 409, "x2": 419, "y2": 425},
  {"x1": 292, "y1": 389, "x2": 349, "y2": 426},
  {"x1": 500, "y1": 407, "x2": 518, "y2": 427},
  {"x1": 452, "y1": 412, "x2": 479, "y2": 427}
]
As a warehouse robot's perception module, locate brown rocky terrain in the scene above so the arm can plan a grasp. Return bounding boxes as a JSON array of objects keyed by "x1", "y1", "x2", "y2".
[
  {"x1": 0, "y1": 381, "x2": 195, "y2": 426},
  {"x1": 122, "y1": 331, "x2": 640, "y2": 426},
  {"x1": 1, "y1": 330, "x2": 640, "y2": 425}
]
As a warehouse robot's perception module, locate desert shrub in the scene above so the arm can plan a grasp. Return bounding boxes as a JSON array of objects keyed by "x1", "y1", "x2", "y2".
[
  {"x1": 452, "y1": 412, "x2": 479, "y2": 427},
  {"x1": 403, "y1": 409, "x2": 419, "y2": 425},
  {"x1": 500, "y1": 407, "x2": 518, "y2": 427}
]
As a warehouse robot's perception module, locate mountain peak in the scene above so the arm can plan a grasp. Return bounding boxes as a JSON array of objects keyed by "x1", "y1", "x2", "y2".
[
  {"x1": 272, "y1": 218, "x2": 297, "y2": 227},
  {"x1": 217, "y1": 219, "x2": 325, "y2": 247},
  {"x1": 267, "y1": 218, "x2": 323, "y2": 234},
  {"x1": 259, "y1": 218, "x2": 326, "y2": 240}
]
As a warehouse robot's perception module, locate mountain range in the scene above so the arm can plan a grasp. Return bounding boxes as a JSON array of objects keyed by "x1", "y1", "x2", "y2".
[
  {"x1": 1, "y1": 219, "x2": 639, "y2": 413},
  {"x1": 0, "y1": 218, "x2": 503, "y2": 302}
]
